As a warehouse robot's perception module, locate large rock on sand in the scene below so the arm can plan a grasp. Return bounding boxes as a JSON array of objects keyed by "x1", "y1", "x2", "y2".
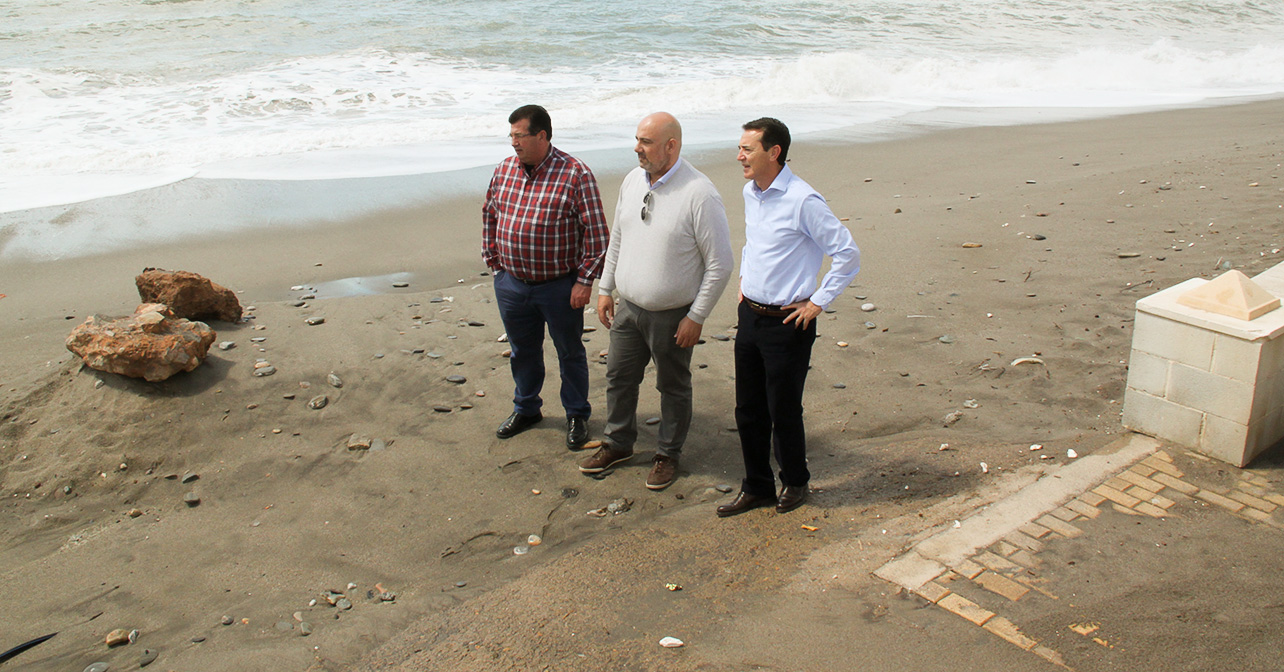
[
  {"x1": 66, "y1": 303, "x2": 217, "y2": 382},
  {"x1": 136, "y1": 268, "x2": 242, "y2": 322}
]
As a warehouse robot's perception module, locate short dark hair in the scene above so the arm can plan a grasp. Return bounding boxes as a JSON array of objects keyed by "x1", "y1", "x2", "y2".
[
  {"x1": 742, "y1": 117, "x2": 790, "y2": 165},
  {"x1": 509, "y1": 104, "x2": 552, "y2": 140}
]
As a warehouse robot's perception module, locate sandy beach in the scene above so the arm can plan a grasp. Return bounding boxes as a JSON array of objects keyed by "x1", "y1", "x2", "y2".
[{"x1": 2, "y1": 98, "x2": 1283, "y2": 671}]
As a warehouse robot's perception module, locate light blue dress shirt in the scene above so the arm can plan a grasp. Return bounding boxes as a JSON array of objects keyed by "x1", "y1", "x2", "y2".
[{"x1": 740, "y1": 165, "x2": 860, "y2": 308}]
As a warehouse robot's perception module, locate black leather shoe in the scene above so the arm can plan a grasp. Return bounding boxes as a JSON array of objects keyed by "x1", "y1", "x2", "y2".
[
  {"x1": 776, "y1": 485, "x2": 808, "y2": 513},
  {"x1": 716, "y1": 491, "x2": 778, "y2": 518},
  {"x1": 496, "y1": 411, "x2": 542, "y2": 439},
  {"x1": 566, "y1": 416, "x2": 589, "y2": 450}
]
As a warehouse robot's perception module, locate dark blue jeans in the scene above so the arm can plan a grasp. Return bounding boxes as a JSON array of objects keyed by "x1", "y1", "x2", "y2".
[
  {"x1": 493, "y1": 271, "x2": 591, "y2": 419},
  {"x1": 734, "y1": 301, "x2": 816, "y2": 497}
]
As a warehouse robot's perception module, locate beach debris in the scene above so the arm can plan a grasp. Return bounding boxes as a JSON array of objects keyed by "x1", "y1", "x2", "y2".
[
  {"x1": 105, "y1": 628, "x2": 131, "y2": 647},
  {"x1": 1067, "y1": 449, "x2": 1079, "y2": 459},
  {"x1": 1117, "y1": 252, "x2": 1141, "y2": 258},
  {"x1": 497, "y1": 333, "x2": 508, "y2": 342},
  {"x1": 446, "y1": 374, "x2": 467, "y2": 384},
  {"x1": 183, "y1": 492, "x2": 200, "y2": 507},
  {"x1": 659, "y1": 636, "x2": 685, "y2": 648},
  {"x1": 962, "y1": 242, "x2": 983, "y2": 248},
  {"x1": 588, "y1": 497, "x2": 633, "y2": 517},
  {"x1": 860, "y1": 303, "x2": 876, "y2": 312},
  {"x1": 943, "y1": 410, "x2": 963, "y2": 427},
  {"x1": 864, "y1": 321, "x2": 877, "y2": 329},
  {"x1": 980, "y1": 462, "x2": 990, "y2": 474},
  {"x1": 963, "y1": 399, "x2": 978, "y2": 408},
  {"x1": 347, "y1": 434, "x2": 372, "y2": 451},
  {"x1": 1029, "y1": 444, "x2": 1043, "y2": 451},
  {"x1": 136, "y1": 268, "x2": 242, "y2": 322},
  {"x1": 138, "y1": 648, "x2": 158, "y2": 667},
  {"x1": 802, "y1": 524, "x2": 819, "y2": 531},
  {"x1": 307, "y1": 394, "x2": 329, "y2": 410},
  {"x1": 513, "y1": 545, "x2": 529, "y2": 555},
  {"x1": 1011, "y1": 356, "x2": 1045, "y2": 367},
  {"x1": 66, "y1": 304, "x2": 217, "y2": 382},
  {"x1": 938, "y1": 443, "x2": 951, "y2": 451},
  {"x1": 1025, "y1": 180, "x2": 1037, "y2": 184},
  {"x1": 327, "y1": 373, "x2": 343, "y2": 388},
  {"x1": 837, "y1": 341, "x2": 849, "y2": 347},
  {"x1": 305, "y1": 317, "x2": 326, "y2": 326}
]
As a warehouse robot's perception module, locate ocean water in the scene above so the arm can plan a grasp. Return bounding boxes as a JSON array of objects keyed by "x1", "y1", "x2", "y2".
[{"x1": 3, "y1": 0, "x2": 1284, "y2": 257}]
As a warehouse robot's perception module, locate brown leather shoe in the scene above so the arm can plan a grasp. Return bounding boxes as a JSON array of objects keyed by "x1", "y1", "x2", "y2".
[
  {"x1": 716, "y1": 490, "x2": 777, "y2": 518},
  {"x1": 578, "y1": 444, "x2": 633, "y2": 473},
  {"x1": 646, "y1": 455, "x2": 678, "y2": 490},
  {"x1": 776, "y1": 485, "x2": 808, "y2": 513}
]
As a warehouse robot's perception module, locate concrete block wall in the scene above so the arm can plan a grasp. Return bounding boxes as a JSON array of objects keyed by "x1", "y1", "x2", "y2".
[{"x1": 1122, "y1": 264, "x2": 1284, "y2": 467}]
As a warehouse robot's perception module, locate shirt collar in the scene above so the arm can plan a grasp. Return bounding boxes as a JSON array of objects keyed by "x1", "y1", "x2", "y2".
[
  {"x1": 750, "y1": 164, "x2": 793, "y2": 198},
  {"x1": 647, "y1": 157, "x2": 683, "y2": 188}
]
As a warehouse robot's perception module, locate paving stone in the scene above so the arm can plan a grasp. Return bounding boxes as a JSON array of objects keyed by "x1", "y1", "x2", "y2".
[
  {"x1": 1019, "y1": 522, "x2": 1052, "y2": 539},
  {"x1": 1236, "y1": 481, "x2": 1271, "y2": 497},
  {"x1": 1134, "y1": 501, "x2": 1169, "y2": 517},
  {"x1": 1035, "y1": 515, "x2": 1084, "y2": 538},
  {"x1": 1128, "y1": 463, "x2": 1158, "y2": 478},
  {"x1": 974, "y1": 551, "x2": 1020, "y2": 573},
  {"x1": 1151, "y1": 472, "x2": 1199, "y2": 495},
  {"x1": 994, "y1": 540, "x2": 1020, "y2": 556},
  {"x1": 1105, "y1": 476, "x2": 1134, "y2": 492},
  {"x1": 1118, "y1": 470, "x2": 1165, "y2": 492},
  {"x1": 1080, "y1": 491, "x2": 1108, "y2": 507},
  {"x1": 1034, "y1": 645, "x2": 1068, "y2": 666},
  {"x1": 1048, "y1": 506, "x2": 1080, "y2": 522},
  {"x1": 1003, "y1": 530, "x2": 1045, "y2": 553},
  {"x1": 952, "y1": 559, "x2": 985, "y2": 580},
  {"x1": 1142, "y1": 455, "x2": 1183, "y2": 477},
  {"x1": 1112, "y1": 503, "x2": 1144, "y2": 516},
  {"x1": 1007, "y1": 550, "x2": 1040, "y2": 569},
  {"x1": 915, "y1": 580, "x2": 952, "y2": 603},
  {"x1": 1228, "y1": 490, "x2": 1276, "y2": 511},
  {"x1": 937, "y1": 593, "x2": 995, "y2": 626},
  {"x1": 1093, "y1": 484, "x2": 1141, "y2": 508},
  {"x1": 1194, "y1": 489, "x2": 1245, "y2": 512},
  {"x1": 1147, "y1": 492, "x2": 1178, "y2": 509},
  {"x1": 974, "y1": 571, "x2": 1030, "y2": 601},
  {"x1": 1127, "y1": 484, "x2": 1159, "y2": 500},
  {"x1": 1241, "y1": 507, "x2": 1273, "y2": 523},
  {"x1": 1064, "y1": 499, "x2": 1102, "y2": 518},
  {"x1": 1153, "y1": 449, "x2": 1174, "y2": 462},
  {"x1": 983, "y1": 616, "x2": 1039, "y2": 650},
  {"x1": 1264, "y1": 493, "x2": 1284, "y2": 507}
]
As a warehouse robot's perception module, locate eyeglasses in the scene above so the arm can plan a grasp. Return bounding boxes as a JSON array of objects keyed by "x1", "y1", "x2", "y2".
[
  {"x1": 508, "y1": 132, "x2": 534, "y2": 140},
  {"x1": 641, "y1": 191, "x2": 654, "y2": 221}
]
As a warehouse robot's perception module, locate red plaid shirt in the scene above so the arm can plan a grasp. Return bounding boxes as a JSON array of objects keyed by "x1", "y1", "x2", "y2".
[{"x1": 482, "y1": 146, "x2": 609, "y2": 284}]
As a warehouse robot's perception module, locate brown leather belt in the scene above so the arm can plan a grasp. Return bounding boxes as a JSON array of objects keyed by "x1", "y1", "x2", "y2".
[{"x1": 744, "y1": 298, "x2": 790, "y2": 317}]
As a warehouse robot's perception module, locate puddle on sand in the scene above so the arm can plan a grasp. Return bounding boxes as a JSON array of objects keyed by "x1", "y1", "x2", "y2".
[{"x1": 312, "y1": 272, "x2": 415, "y2": 299}]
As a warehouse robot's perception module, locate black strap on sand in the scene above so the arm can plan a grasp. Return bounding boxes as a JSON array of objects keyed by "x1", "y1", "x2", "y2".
[{"x1": 0, "y1": 632, "x2": 57, "y2": 665}]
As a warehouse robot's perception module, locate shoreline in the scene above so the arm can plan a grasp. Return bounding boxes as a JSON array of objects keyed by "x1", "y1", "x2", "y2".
[{"x1": 1, "y1": 97, "x2": 1283, "y2": 671}]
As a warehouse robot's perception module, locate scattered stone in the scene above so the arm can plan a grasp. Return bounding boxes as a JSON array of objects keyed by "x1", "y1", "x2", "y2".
[
  {"x1": 252, "y1": 365, "x2": 276, "y2": 377},
  {"x1": 943, "y1": 410, "x2": 964, "y2": 427},
  {"x1": 561, "y1": 488, "x2": 579, "y2": 498},
  {"x1": 347, "y1": 434, "x2": 373, "y2": 450},
  {"x1": 181, "y1": 472, "x2": 199, "y2": 483},
  {"x1": 963, "y1": 399, "x2": 979, "y2": 409},
  {"x1": 467, "y1": 320, "x2": 485, "y2": 327},
  {"x1": 84, "y1": 664, "x2": 109, "y2": 672},
  {"x1": 1032, "y1": 234, "x2": 1047, "y2": 240},
  {"x1": 836, "y1": 341, "x2": 849, "y2": 347},
  {"x1": 305, "y1": 317, "x2": 325, "y2": 326},
  {"x1": 714, "y1": 484, "x2": 734, "y2": 493},
  {"x1": 938, "y1": 335, "x2": 955, "y2": 344},
  {"x1": 127, "y1": 508, "x2": 143, "y2": 518},
  {"x1": 864, "y1": 321, "x2": 876, "y2": 329},
  {"x1": 392, "y1": 282, "x2": 409, "y2": 288},
  {"x1": 527, "y1": 534, "x2": 542, "y2": 546},
  {"x1": 183, "y1": 492, "x2": 200, "y2": 507},
  {"x1": 961, "y1": 242, "x2": 983, "y2": 248},
  {"x1": 66, "y1": 304, "x2": 217, "y2": 382},
  {"x1": 833, "y1": 383, "x2": 847, "y2": 389},
  {"x1": 860, "y1": 303, "x2": 876, "y2": 312},
  {"x1": 299, "y1": 622, "x2": 313, "y2": 636},
  {"x1": 128, "y1": 629, "x2": 139, "y2": 643},
  {"x1": 191, "y1": 636, "x2": 206, "y2": 643},
  {"x1": 1117, "y1": 252, "x2": 1141, "y2": 258},
  {"x1": 446, "y1": 374, "x2": 467, "y2": 384},
  {"x1": 138, "y1": 648, "x2": 158, "y2": 667},
  {"x1": 308, "y1": 395, "x2": 329, "y2": 410},
  {"x1": 106, "y1": 628, "x2": 130, "y2": 646},
  {"x1": 221, "y1": 615, "x2": 234, "y2": 625},
  {"x1": 336, "y1": 598, "x2": 352, "y2": 610},
  {"x1": 327, "y1": 373, "x2": 343, "y2": 388},
  {"x1": 659, "y1": 636, "x2": 685, "y2": 648},
  {"x1": 645, "y1": 417, "x2": 660, "y2": 425},
  {"x1": 136, "y1": 268, "x2": 242, "y2": 322},
  {"x1": 710, "y1": 334, "x2": 730, "y2": 341},
  {"x1": 513, "y1": 545, "x2": 529, "y2": 555},
  {"x1": 433, "y1": 405, "x2": 452, "y2": 413},
  {"x1": 1011, "y1": 356, "x2": 1045, "y2": 367},
  {"x1": 371, "y1": 439, "x2": 387, "y2": 451},
  {"x1": 582, "y1": 326, "x2": 596, "y2": 333},
  {"x1": 455, "y1": 580, "x2": 468, "y2": 588},
  {"x1": 218, "y1": 341, "x2": 236, "y2": 351}
]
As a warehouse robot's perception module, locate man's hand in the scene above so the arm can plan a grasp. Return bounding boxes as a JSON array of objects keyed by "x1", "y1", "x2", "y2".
[
  {"x1": 782, "y1": 300, "x2": 822, "y2": 329},
  {"x1": 674, "y1": 317, "x2": 702, "y2": 348},
  {"x1": 570, "y1": 282, "x2": 592, "y2": 309},
  {"x1": 597, "y1": 294, "x2": 615, "y2": 328}
]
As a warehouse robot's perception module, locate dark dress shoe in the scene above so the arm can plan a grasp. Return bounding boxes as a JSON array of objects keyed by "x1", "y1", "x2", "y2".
[
  {"x1": 716, "y1": 490, "x2": 778, "y2": 518},
  {"x1": 566, "y1": 416, "x2": 589, "y2": 449},
  {"x1": 776, "y1": 485, "x2": 808, "y2": 513},
  {"x1": 496, "y1": 411, "x2": 542, "y2": 439}
]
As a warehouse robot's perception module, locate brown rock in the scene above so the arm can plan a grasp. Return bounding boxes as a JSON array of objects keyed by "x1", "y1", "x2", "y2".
[
  {"x1": 66, "y1": 304, "x2": 217, "y2": 382},
  {"x1": 106, "y1": 628, "x2": 130, "y2": 646},
  {"x1": 136, "y1": 268, "x2": 242, "y2": 322}
]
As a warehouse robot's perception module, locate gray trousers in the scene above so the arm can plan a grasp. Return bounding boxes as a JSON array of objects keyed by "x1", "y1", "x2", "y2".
[{"x1": 603, "y1": 299, "x2": 694, "y2": 458}]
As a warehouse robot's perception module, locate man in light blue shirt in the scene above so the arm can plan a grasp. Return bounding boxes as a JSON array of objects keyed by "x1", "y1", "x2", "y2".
[{"x1": 717, "y1": 117, "x2": 861, "y2": 518}]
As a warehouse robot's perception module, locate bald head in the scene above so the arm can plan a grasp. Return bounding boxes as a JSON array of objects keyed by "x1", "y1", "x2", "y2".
[{"x1": 635, "y1": 112, "x2": 682, "y2": 178}]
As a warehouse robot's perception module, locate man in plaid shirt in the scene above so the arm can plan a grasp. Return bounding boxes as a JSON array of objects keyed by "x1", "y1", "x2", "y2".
[{"x1": 483, "y1": 104, "x2": 609, "y2": 448}]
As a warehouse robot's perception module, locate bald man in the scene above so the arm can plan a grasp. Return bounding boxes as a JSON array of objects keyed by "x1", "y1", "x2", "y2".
[{"x1": 578, "y1": 112, "x2": 733, "y2": 490}]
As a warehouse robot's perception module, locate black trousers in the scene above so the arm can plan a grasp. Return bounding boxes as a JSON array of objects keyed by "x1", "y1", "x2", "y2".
[{"x1": 733, "y1": 301, "x2": 816, "y2": 497}]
